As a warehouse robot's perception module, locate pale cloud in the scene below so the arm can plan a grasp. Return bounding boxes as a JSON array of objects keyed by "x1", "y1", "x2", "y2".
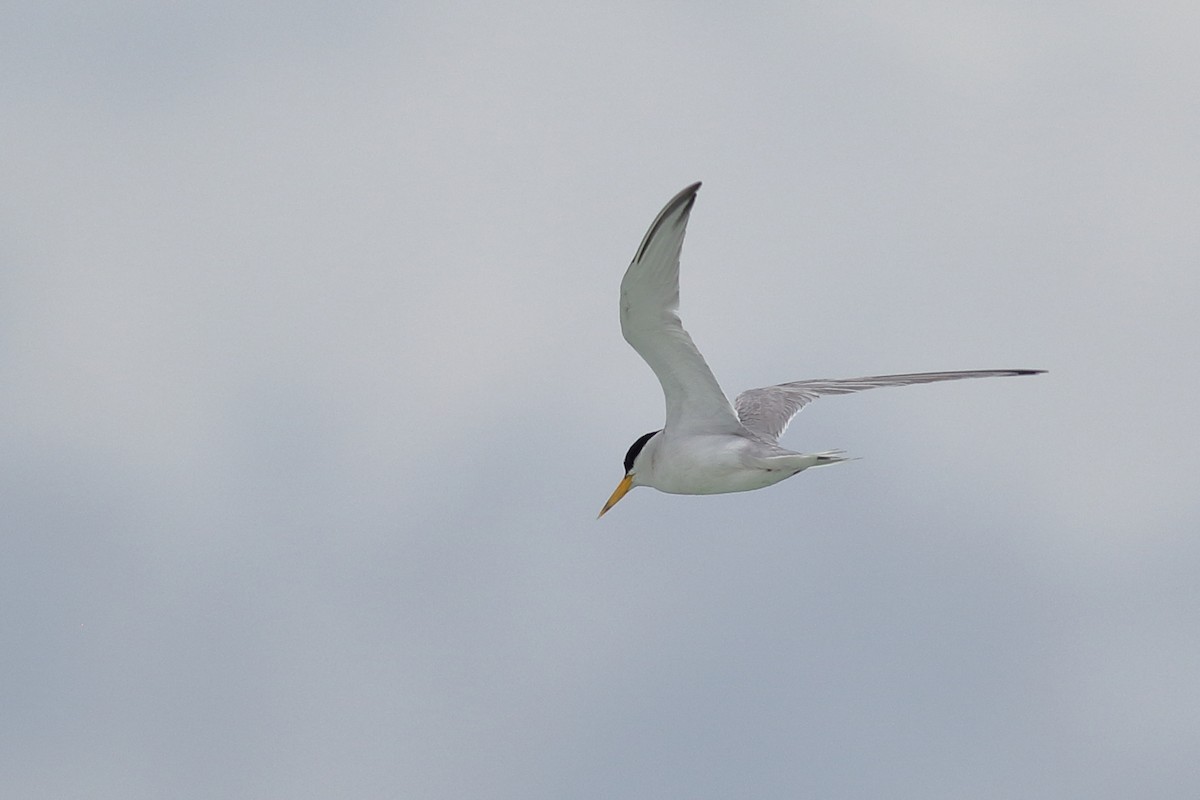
[{"x1": 2, "y1": 2, "x2": 1198, "y2": 797}]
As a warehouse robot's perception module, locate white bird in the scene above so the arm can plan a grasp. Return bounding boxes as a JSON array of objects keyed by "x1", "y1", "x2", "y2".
[{"x1": 599, "y1": 182, "x2": 1044, "y2": 517}]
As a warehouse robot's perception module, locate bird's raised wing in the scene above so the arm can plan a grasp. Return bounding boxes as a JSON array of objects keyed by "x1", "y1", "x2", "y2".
[
  {"x1": 620, "y1": 182, "x2": 743, "y2": 435},
  {"x1": 735, "y1": 369, "x2": 1046, "y2": 441}
]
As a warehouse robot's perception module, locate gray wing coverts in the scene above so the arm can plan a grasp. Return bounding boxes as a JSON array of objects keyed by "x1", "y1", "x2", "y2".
[{"x1": 735, "y1": 369, "x2": 1046, "y2": 441}]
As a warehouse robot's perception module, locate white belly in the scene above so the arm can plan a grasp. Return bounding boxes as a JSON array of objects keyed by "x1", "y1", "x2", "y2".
[{"x1": 640, "y1": 434, "x2": 809, "y2": 496}]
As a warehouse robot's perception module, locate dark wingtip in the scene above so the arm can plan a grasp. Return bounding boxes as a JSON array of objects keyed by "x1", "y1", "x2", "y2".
[{"x1": 632, "y1": 182, "x2": 703, "y2": 264}]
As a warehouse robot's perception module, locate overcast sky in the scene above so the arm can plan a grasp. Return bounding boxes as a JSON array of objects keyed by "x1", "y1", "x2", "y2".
[{"x1": 3, "y1": 2, "x2": 1199, "y2": 798}]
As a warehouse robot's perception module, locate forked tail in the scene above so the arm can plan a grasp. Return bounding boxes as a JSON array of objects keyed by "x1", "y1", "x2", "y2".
[{"x1": 811, "y1": 450, "x2": 853, "y2": 466}]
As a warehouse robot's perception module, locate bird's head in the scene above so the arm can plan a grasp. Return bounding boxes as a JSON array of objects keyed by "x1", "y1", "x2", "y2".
[{"x1": 597, "y1": 430, "x2": 660, "y2": 518}]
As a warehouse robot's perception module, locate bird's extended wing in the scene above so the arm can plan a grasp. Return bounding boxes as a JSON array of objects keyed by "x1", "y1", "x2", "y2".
[
  {"x1": 735, "y1": 369, "x2": 1046, "y2": 441},
  {"x1": 620, "y1": 183, "x2": 743, "y2": 435}
]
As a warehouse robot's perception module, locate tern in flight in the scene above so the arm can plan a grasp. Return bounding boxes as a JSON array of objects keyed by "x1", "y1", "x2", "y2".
[{"x1": 599, "y1": 182, "x2": 1043, "y2": 517}]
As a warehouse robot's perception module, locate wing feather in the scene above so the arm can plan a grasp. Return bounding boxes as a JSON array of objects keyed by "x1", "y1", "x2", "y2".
[
  {"x1": 735, "y1": 369, "x2": 1046, "y2": 441},
  {"x1": 620, "y1": 183, "x2": 742, "y2": 435}
]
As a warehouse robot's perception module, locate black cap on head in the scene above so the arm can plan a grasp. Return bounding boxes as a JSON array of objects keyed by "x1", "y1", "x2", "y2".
[{"x1": 623, "y1": 430, "x2": 660, "y2": 474}]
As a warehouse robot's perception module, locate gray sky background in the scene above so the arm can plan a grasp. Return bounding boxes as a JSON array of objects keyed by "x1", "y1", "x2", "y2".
[{"x1": 3, "y1": 2, "x2": 1198, "y2": 798}]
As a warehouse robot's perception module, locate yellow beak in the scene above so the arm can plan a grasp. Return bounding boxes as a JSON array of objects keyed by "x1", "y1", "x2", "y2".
[{"x1": 597, "y1": 474, "x2": 634, "y2": 518}]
